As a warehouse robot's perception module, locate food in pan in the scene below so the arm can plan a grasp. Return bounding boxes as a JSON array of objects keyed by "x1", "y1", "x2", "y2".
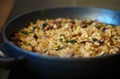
[{"x1": 10, "y1": 18, "x2": 120, "y2": 58}]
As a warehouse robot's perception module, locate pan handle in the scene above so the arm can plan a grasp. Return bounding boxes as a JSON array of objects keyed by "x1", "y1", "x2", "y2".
[{"x1": 0, "y1": 33, "x2": 27, "y2": 69}]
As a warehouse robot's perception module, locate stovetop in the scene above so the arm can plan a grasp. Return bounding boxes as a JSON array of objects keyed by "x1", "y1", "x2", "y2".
[
  {"x1": 8, "y1": 66, "x2": 51, "y2": 79},
  {"x1": 7, "y1": 65, "x2": 120, "y2": 79}
]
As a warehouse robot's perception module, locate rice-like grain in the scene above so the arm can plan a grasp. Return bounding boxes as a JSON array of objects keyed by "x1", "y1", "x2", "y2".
[{"x1": 10, "y1": 18, "x2": 120, "y2": 58}]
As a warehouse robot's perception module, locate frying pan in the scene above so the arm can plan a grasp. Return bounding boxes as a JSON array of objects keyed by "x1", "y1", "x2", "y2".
[{"x1": 0, "y1": 7, "x2": 120, "y2": 78}]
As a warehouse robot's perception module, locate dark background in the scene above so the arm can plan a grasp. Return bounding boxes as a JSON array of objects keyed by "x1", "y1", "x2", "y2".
[{"x1": 8, "y1": 0, "x2": 120, "y2": 21}]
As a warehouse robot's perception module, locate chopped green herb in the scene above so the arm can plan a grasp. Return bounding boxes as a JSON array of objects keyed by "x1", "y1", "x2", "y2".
[
  {"x1": 41, "y1": 23, "x2": 47, "y2": 29},
  {"x1": 56, "y1": 45, "x2": 62, "y2": 51},
  {"x1": 66, "y1": 40, "x2": 77, "y2": 43},
  {"x1": 56, "y1": 45, "x2": 68, "y2": 51},
  {"x1": 59, "y1": 38, "x2": 63, "y2": 42},
  {"x1": 22, "y1": 31, "x2": 32, "y2": 35}
]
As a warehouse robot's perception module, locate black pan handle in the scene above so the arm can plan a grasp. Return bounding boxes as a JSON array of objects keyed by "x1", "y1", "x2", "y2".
[
  {"x1": 0, "y1": 55, "x2": 26, "y2": 69},
  {"x1": 0, "y1": 33, "x2": 27, "y2": 69}
]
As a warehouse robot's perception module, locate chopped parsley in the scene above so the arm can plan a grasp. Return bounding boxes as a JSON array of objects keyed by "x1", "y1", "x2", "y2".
[
  {"x1": 21, "y1": 31, "x2": 32, "y2": 35},
  {"x1": 66, "y1": 39, "x2": 77, "y2": 43}
]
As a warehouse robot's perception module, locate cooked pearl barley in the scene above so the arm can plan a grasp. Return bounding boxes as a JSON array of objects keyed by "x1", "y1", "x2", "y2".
[{"x1": 11, "y1": 18, "x2": 120, "y2": 58}]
